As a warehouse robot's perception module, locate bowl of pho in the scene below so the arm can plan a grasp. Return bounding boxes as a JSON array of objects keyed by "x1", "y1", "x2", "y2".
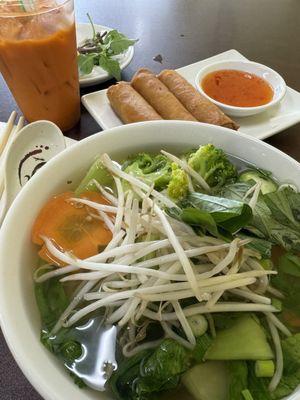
[{"x1": 0, "y1": 120, "x2": 299, "y2": 400}]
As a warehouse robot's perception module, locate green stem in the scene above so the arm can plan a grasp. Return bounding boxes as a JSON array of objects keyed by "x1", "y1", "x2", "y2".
[{"x1": 87, "y1": 12, "x2": 96, "y2": 41}]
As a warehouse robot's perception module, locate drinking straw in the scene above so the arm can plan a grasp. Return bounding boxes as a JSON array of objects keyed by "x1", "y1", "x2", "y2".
[{"x1": 18, "y1": 0, "x2": 36, "y2": 12}]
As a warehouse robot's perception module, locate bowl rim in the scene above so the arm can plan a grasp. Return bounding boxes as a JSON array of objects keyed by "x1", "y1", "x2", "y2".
[
  {"x1": 0, "y1": 120, "x2": 299, "y2": 400},
  {"x1": 195, "y1": 59, "x2": 287, "y2": 112}
]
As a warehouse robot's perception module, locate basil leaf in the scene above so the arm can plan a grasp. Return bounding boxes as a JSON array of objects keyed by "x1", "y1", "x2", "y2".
[
  {"x1": 238, "y1": 233, "x2": 273, "y2": 259},
  {"x1": 278, "y1": 253, "x2": 300, "y2": 277},
  {"x1": 264, "y1": 187, "x2": 300, "y2": 230},
  {"x1": 181, "y1": 207, "x2": 219, "y2": 236},
  {"x1": 110, "y1": 37, "x2": 138, "y2": 55},
  {"x1": 183, "y1": 192, "x2": 253, "y2": 233},
  {"x1": 99, "y1": 53, "x2": 121, "y2": 80},
  {"x1": 77, "y1": 53, "x2": 97, "y2": 75},
  {"x1": 220, "y1": 183, "x2": 300, "y2": 252}
]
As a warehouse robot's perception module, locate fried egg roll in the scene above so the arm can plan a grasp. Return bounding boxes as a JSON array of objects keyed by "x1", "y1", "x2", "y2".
[
  {"x1": 131, "y1": 68, "x2": 197, "y2": 121},
  {"x1": 107, "y1": 82, "x2": 162, "y2": 124},
  {"x1": 158, "y1": 69, "x2": 239, "y2": 130}
]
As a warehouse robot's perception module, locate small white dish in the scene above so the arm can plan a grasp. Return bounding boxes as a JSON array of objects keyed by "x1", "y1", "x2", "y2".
[
  {"x1": 81, "y1": 49, "x2": 300, "y2": 140},
  {"x1": 195, "y1": 60, "x2": 287, "y2": 117},
  {"x1": 76, "y1": 23, "x2": 135, "y2": 88}
]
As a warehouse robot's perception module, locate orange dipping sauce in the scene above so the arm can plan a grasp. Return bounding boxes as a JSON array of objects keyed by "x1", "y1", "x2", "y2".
[{"x1": 201, "y1": 69, "x2": 274, "y2": 107}]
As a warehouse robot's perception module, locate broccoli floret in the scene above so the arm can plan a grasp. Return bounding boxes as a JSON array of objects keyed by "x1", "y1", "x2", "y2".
[
  {"x1": 123, "y1": 153, "x2": 172, "y2": 190},
  {"x1": 188, "y1": 144, "x2": 238, "y2": 188},
  {"x1": 167, "y1": 163, "x2": 189, "y2": 200}
]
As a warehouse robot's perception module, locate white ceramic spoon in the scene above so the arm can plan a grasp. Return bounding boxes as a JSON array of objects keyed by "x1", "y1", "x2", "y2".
[{"x1": 0, "y1": 121, "x2": 66, "y2": 226}]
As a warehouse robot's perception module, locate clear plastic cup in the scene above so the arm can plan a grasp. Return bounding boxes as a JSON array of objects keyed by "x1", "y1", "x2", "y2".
[{"x1": 0, "y1": 0, "x2": 81, "y2": 131}]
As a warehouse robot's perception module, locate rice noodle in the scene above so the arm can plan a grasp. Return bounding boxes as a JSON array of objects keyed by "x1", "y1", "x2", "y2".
[
  {"x1": 69, "y1": 197, "x2": 118, "y2": 213},
  {"x1": 267, "y1": 317, "x2": 283, "y2": 392},
  {"x1": 100, "y1": 153, "x2": 178, "y2": 209},
  {"x1": 91, "y1": 179, "x2": 118, "y2": 205},
  {"x1": 248, "y1": 182, "x2": 262, "y2": 210},
  {"x1": 264, "y1": 312, "x2": 292, "y2": 337},
  {"x1": 143, "y1": 303, "x2": 278, "y2": 321},
  {"x1": 229, "y1": 288, "x2": 271, "y2": 305},
  {"x1": 122, "y1": 338, "x2": 165, "y2": 358},
  {"x1": 112, "y1": 177, "x2": 124, "y2": 236},
  {"x1": 161, "y1": 321, "x2": 193, "y2": 349},
  {"x1": 172, "y1": 300, "x2": 196, "y2": 346}
]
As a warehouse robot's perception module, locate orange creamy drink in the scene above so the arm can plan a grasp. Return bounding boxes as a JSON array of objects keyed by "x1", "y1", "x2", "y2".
[{"x1": 0, "y1": 0, "x2": 80, "y2": 131}]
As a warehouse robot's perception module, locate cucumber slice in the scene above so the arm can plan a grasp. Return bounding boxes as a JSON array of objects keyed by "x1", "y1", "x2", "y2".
[
  {"x1": 239, "y1": 169, "x2": 277, "y2": 195},
  {"x1": 182, "y1": 361, "x2": 229, "y2": 400},
  {"x1": 75, "y1": 158, "x2": 114, "y2": 195},
  {"x1": 205, "y1": 315, "x2": 274, "y2": 361}
]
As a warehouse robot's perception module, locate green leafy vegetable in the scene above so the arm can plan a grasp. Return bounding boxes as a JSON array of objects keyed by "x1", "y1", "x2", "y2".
[
  {"x1": 179, "y1": 192, "x2": 252, "y2": 234},
  {"x1": 77, "y1": 14, "x2": 138, "y2": 79},
  {"x1": 138, "y1": 339, "x2": 190, "y2": 394},
  {"x1": 109, "y1": 339, "x2": 190, "y2": 400},
  {"x1": 237, "y1": 233, "x2": 273, "y2": 259},
  {"x1": 271, "y1": 255, "x2": 300, "y2": 332},
  {"x1": 270, "y1": 369, "x2": 300, "y2": 399},
  {"x1": 77, "y1": 53, "x2": 97, "y2": 75},
  {"x1": 187, "y1": 144, "x2": 238, "y2": 188},
  {"x1": 180, "y1": 207, "x2": 219, "y2": 237},
  {"x1": 220, "y1": 183, "x2": 300, "y2": 251},
  {"x1": 104, "y1": 29, "x2": 138, "y2": 55},
  {"x1": 247, "y1": 364, "x2": 271, "y2": 400},
  {"x1": 192, "y1": 333, "x2": 213, "y2": 363},
  {"x1": 99, "y1": 53, "x2": 121, "y2": 81},
  {"x1": 110, "y1": 350, "x2": 151, "y2": 400},
  {"x1": 278, "y1": 252, "x2": 300, "y2": 277},
  {"x1": 35, "y1": 278, "x2": 69, "y2": 331},
  {"x1": 228, "y1": 361, "x2": 248, "y2": 400},
  {"x1": 270, "y1": 334, "x2": 300, "y2": 399}
]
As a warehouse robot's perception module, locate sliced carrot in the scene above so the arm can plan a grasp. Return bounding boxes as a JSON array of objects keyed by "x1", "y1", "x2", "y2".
[{"x1": 32, "y1": 191, "x2": 112, "y2": 266}]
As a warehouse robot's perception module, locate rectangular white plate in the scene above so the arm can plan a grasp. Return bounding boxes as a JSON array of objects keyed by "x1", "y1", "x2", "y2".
[{"x1": 81, "y1": 49, "x2": 300, "y2": 140}]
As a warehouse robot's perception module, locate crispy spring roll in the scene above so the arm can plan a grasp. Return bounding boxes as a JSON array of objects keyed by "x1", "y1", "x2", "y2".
[
  {"x1": 107, "y1": 82, "x2": 162, "y2": 124},
  {"x1": 158, "y1": 69, "x2": 239, "y2": 130},
  {"x1": 131, "y1": 68, "x2": 197, "y2": 121}
]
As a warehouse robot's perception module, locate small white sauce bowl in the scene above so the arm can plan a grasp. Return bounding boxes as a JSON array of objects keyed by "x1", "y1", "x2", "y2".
[{"x1": 195, "y1": 60, "x2": 287, "y2": 117}]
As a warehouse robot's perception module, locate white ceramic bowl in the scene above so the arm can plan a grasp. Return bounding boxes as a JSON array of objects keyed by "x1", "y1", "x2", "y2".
[
  {"x1": 0, "y1": 121, "x2": 299, "y2": 400},
  {"x1": 195, "y1": 60, "x2": 287, "y2": 117}
]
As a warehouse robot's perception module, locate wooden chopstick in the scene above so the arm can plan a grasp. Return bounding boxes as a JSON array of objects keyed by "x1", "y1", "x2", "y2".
[
  {"x1": 0, "y1": 113, "x2": 25, "y2": 200},
  {"x1": 15, "y1": 116, "x2": 25, "y2": 134},
  {"x1": 0, "y1": 111, "x2": 17, "y2": 156}
]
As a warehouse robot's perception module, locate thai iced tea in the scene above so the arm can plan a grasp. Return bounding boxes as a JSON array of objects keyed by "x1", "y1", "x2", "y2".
[{"x1": 0, "y1": 0, "x2": 80, "y2": 131}]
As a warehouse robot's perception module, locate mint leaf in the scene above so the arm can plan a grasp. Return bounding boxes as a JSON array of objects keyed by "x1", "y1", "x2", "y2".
[
  {"x1": 98, "y1": 54, "x2": 121, "y2": 80},
  {"x1": 77, "y1": 53, "x2": 96, "y2": 75}
]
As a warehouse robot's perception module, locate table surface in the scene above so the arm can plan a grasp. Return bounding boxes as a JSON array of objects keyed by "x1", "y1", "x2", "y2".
[{"x1": 1, "y1": 0, "x2": 300, "y2": 398}]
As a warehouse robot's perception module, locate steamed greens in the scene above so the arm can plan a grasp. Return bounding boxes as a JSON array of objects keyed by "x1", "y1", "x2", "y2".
[{"x1": 32, "y1": 143, "x2": 300, "y2": 400}]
